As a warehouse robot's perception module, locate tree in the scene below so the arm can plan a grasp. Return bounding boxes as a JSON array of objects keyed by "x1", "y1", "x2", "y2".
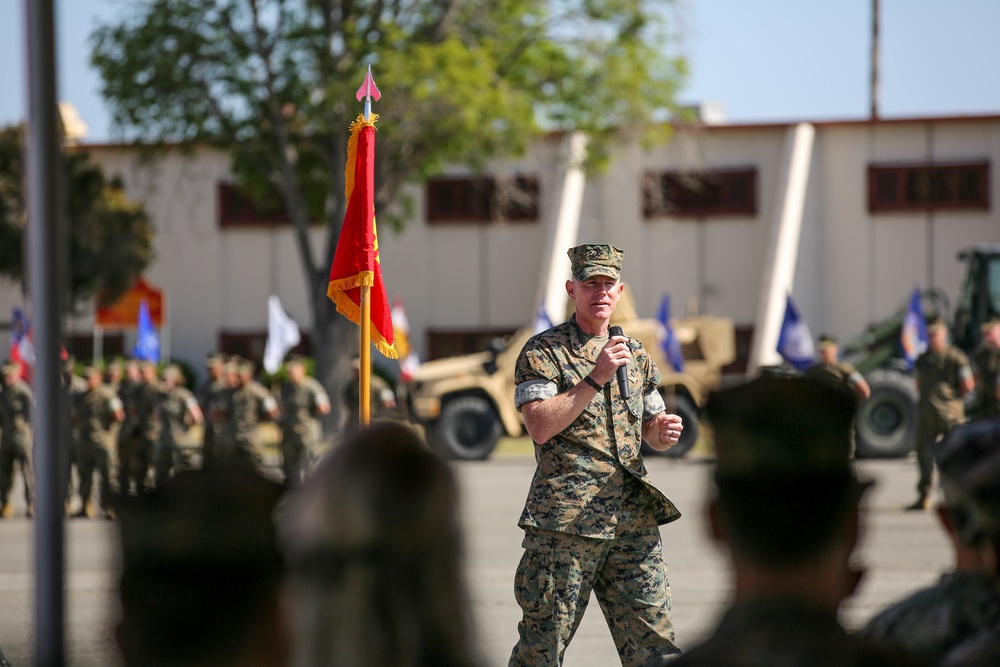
[
  {"x1": 90, "y1": 0, "x2": 687, "y2": 427},
  {"x1": 0, "y1": 124, "x2": 155, "y2": 312}
]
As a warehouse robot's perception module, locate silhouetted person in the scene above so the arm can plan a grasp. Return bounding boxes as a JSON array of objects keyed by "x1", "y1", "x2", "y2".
[
  {"x1": 861, "y1": 418, "x2": 1000, "y2": 664},
  {"x1": 672, "y1": 375, "x2": 924, "y2": 667},
  {"x1": 281, "y1": 420, "x2": 480, "y2": 667},
  {"x1": 114, "y1": 468, "x2": 289, "y2": 667}
]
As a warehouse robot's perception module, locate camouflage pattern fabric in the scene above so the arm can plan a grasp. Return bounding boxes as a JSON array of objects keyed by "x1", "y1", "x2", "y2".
[
  {"x1": 0, "y1": 378, "x2": 33, "y2": 507},
  {"x1": 74, "y1": 384, "x2": 122, "y2": 510},
  {"x1": 915, "y1": 345, "x2": 971, "y2": 497},
  {"x1": 513, "y1": 315, "x2": 680, "y2": 538},
  {"x1": 673, "y1": 596, "x2": 924, "y2": 667},
  {"x1": 972, "y1": 344, "x2": 1000, "y2": 418},
  {"x1": 859, "y1": 570, "x2": 1000, "y2": 666},
  {"x1": 280, "y1": 376, "x2": 330, "y2": 485},
  {"x1": 154, "y1": 385, "x2": 199, "y2": 485},
  {"x1": 916, "y1": 346, "x2": 972, "y2": 425},
  {"x1": 218, "y1": 381, "x2": 275, "y2": 469},
  {"x1": 509, "y1": 476, "x2": 680, "y2": 667},
  {"x1": 197, "y1": 374, "x2": 228, "y2": 459},
  {"x1": 509, "y1": 314, "x2": 680, "y2": 666},
  {"x1": 118, "y1": 379, "x2": 160, "y2": 494},
  {"x1": 342, "y1": 373, "x2": 395, "y2": 432},
  {"x1": 568, "y1": 243, "x2": 623, "y2": 281},
  {"x1": 806, "y1": 360, "x2": 862, "y2": 393}
]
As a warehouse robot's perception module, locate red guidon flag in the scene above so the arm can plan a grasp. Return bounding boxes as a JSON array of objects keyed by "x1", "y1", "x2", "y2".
[{"x1": 327, "y1": 114, "x2": 397, "y2": 359}]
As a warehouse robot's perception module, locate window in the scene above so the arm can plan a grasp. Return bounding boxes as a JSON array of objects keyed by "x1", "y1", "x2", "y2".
[
  {"x1": 868, "y1": 162, "x2": 990, "y2": 212},
  {"x1": 643, "y1": 169, "x2": 757, "y2": 218},
  {"x1": 218, "y1": 330, "x2": 312, "y2": 368},
  {"x1": 218, "y1": 183, "x2": 292, "y2": 228},
  {"x1": 426, "y1": 176, "x2": 540, "y2": 223},
  {"x1": 426, "y1": 328, "x2": 518, "y2": 360},
  {"x1": 64, "y1": 333, "x2": 125, "y2": 361}
]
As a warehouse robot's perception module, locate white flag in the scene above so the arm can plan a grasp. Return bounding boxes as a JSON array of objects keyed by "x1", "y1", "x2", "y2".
[{"x1": 264, "y1": 295, "x2": 301, "y2": 374}]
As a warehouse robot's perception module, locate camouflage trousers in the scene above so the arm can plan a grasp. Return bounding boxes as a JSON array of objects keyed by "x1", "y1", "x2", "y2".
[
  {"x1": 0, "y1": 443, "x2": 33, "y2": 506},
  {"x1": 915, "y1": 411, "x2": 962, "y2": 498},
  {"x1": 280, "y1": 427, "x2": 318, "y2": 487},
  {"x1": 508, "y1": 521, "x2": 680, "y2": 666}
]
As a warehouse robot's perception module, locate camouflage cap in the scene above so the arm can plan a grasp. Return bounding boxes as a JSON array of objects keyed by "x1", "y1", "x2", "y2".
[
  {"x1": 1, "y1": 361, "x2": 19, "y2": 376},
  {"x1": 706, "y1": 375, "x2": 859, "y2": 480},
  {"x1": 205, "y1": 353, "x2": 224, "y2": 367},
  {"x1": 935, "y1": 419, "x2": 1000, "y2": 542},
  {"x1": 82, "y1": 365, "x2": 103, "y2": 378},
  {"x1": 568, "y1": 244, "x2": 623, "y2": 282}
]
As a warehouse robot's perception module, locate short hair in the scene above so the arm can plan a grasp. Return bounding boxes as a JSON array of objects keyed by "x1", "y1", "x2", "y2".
[
  {"x1": 707, "y1": 375, "x2": 867, "y2": 567},
  {"x1": 116, "y1": 468, "x2": 284, "y2": 667},
  {"x1": 282, "y1": 421, "x2": 478, "y2": 667}
]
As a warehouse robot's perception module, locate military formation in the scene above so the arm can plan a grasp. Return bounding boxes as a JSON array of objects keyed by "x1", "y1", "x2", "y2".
[{"x1": 0, "y1": 351, "x2": 348, "y2": 520}]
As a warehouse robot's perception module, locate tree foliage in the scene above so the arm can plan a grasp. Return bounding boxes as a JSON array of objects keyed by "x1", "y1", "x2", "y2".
[
  {"x1": 89, "y1": 0, "x2": 686, "y2": 423},
  {"x1": 0, "y1": 125, "x2": 155, "y2": 310}
]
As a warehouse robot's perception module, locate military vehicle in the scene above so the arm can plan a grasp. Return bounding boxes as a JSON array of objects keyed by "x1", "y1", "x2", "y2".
[
  {"x1": 846, "y1": 244, "x2": 1000, "y2": 458},
  {"x1": 404, "y1": 287, "x2": 736, "y2": 460}
]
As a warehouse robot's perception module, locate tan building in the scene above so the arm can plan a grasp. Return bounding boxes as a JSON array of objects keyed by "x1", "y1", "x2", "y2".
[{"x1": 2, "y1": 112, "x2": 998, "y2": 376}]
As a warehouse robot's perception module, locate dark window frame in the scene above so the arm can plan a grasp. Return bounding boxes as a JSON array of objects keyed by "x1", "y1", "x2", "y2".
[
  {"x1": 867, "y1": 161, "x2": 990, "y2": 213},
  {"x1": 426, "y1": 175, "x2": 540, "y2": 224},
  {"x1": 217, "y1": 182, "x2": 293, "y2": 229},
  {"x1": 643, "y1": 168, "x2": 758, "y2": 218}
]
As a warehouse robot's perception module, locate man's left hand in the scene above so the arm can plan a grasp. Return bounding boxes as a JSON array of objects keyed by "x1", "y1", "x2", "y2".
[{"x1": 654, "y1": 412, "x2": 683, "y2": 448}]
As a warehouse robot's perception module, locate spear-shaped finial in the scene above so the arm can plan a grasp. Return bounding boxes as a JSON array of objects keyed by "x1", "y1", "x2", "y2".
[{"x1": 355, "y1": 64, "x2": 381, "y2": 121}]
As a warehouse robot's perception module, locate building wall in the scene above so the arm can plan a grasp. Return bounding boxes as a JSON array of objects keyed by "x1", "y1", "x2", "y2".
[{"x1": 3, "y1": 115, "x2": 999, "y2": 377}]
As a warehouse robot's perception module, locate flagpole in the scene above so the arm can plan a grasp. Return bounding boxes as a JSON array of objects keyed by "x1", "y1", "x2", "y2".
[
  {"x1": 360, "y1": 287, "x2": 371, "y2": 427},
  {"x1": 357, "y1": 64, "x2": 376, "y2": 429}
]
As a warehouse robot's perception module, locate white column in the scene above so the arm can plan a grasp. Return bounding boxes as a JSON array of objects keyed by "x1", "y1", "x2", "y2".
[
  {"x1": 746, "y1": 123, "x2": 815, "y2": 375},
  {"x1": 535, "y1": 131, "x2": 588, "y2": 324}
]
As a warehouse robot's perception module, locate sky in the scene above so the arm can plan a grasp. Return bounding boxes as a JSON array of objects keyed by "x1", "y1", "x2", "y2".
[{"x1": 2, "y1": 0, "x2": 999, "y2": 141}]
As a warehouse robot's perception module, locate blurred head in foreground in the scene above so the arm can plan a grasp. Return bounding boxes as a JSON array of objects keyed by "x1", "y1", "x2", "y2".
[
  {"x1": 115, "y1": 468, "x2": 288, "y2": 667},
  {"x1": 706, "y1": 375, "x2": 869, "y2": 608},
  {"x1": 281, "y1": 420, "x2": 478, "y2": 667}
]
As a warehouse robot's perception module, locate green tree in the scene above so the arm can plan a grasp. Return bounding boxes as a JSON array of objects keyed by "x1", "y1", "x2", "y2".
[
  {"x1": 90, "y1": 0, "x2": 686, "y2": 426},
  {"x1": 0, "y1": 125, "x2": 155, "y2": 311}
]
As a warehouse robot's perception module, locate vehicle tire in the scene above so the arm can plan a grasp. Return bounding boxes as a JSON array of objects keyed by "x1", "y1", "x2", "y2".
[
  {"x1": 643, "y1": 393, "x2": 700, "y2": 459},
  {"x1": 426, "y1": 395, "x2": 502, "y2": 461},
  {"x1": 855, "y1": 369, "x2": 918, "y2": 459}
]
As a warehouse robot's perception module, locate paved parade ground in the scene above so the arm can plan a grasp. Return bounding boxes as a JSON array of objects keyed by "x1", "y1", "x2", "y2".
[{"x1": 0, "y1": 443, "x2": 950, "y2": 667}]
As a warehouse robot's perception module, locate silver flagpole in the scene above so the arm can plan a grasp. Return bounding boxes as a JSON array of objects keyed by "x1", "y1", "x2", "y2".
[{"x1": 24, "y1": 0, "x2": 68, "y2": 665}]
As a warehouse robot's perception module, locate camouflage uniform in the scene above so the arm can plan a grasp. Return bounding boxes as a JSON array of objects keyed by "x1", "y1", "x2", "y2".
[
  {"x1": 674, "y1": 597, "x2": 922, "y2": 667},
  {"x1": 280, "y1": 372, "x2": 330, "y2": 486},
  {"x1": 806, "y1": 359, "x2": 865, "y2": 393},
  {"x1": 0, "y1": 367, "x2": 34, "y2": 517},
  {"x1": 971, "y1": 343, "x2": 1000, "y2": 418},
  {"x1": 342, "y1": 371, "x2": 396, "y2": 433},
  {"x1": 509, "y1": 308, "x2": 681, "y2": 667},
  {"x1": 218, "y1": 368, "x2": 277, "y2": 470},
  {"x1": 860, "y1": 570, "x2": 1000, "y2": 665},
  {"x1": 914, "y1": 345, "x2": 971, "y2": 500},
  {"x1": 117, "y1": 368, "x2": 161, "y2": 494},
  {"x1": 154, "y1": 378, "x2": 200, "y2": 485},
  {"x1": 74, "y1": 374, "x2": 123, "y2": 516},
  {"x1": 197, "y1": 355, "x2": 228, "y2": 467},
  {"x1": 63, "y1": 362, "x2": 87, "y2": 511}
]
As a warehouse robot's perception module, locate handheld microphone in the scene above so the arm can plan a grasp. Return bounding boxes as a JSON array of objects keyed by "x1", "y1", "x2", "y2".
[{"x1": 609, "y1": 326, "x2": 630, "y2": 399}]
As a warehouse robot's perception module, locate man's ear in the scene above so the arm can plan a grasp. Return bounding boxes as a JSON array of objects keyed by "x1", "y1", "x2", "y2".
[{"x1": 565, "y1": 279, "x2": 574, "y2": 300}]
